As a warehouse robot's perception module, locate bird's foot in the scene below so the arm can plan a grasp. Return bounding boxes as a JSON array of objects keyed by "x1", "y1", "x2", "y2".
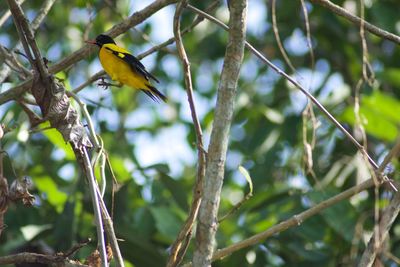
[{"x1": 97, "y1": 77, "x2": 115, "y2": 90}]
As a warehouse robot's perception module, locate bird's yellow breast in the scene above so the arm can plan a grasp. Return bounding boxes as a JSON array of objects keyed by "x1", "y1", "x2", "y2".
[{"x1": 98, "y1": 45, "x2": 149, "y2": 90}]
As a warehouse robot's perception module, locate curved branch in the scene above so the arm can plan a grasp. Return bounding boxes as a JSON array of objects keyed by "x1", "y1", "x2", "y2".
[{"x1": 167, "y1": 0, "x2": 219, "y2": 266}]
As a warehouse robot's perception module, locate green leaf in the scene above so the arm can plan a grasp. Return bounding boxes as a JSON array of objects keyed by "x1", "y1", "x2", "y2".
[
  {"x1": 20, "y1": 224, "x2": 52, "y2": 241},
  {"x1": 42, "y1": 122, "x2": 75, "y2": 160},
  {"x1": 149, "y1": 206, "x2": 181, "y2": 241},
  {"x1": 35, "y1": 175, "x2": 68, "y2": 212},
  {"x1": 238, "y1": 165, "x2": 254, "y2": 195},
  {"x1": 380, "y1": 68, "x2": 400, "y2": 88},
  {"x1": 307, "y1": 190, "x2": 356, "y2": 243},
  {"x1": 362, "y1": 90, "x2": 400, "y2": 122},
  {"x1": 159, "y1": 173, "x2": 189, "y2": 211},
  {"x1": 341, "y1": 90, "x2": 400, "y2": 141},
  {"x1": 109, "y1": 156, "x2": 131, "y2": 182}
]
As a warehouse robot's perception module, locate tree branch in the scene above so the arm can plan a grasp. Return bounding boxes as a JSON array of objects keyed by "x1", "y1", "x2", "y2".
[
  {"x1": 310, "y1": 0, "x2": 400, "y2": 45},
  {"x1": 358, "y1": 137, "x2": 400, "y2": 266},
  {"x1": 73, "y1": 0, "x2": 217, "y2": 95},
  {"x1": 358, "y1": 191, "x2": 400, "y2": 267},
  {"x1": 186, "y1": 3, "x2": 396, "y2": 191},
  {"x1": 181, "y1": 178, "x2": 375, "y2": 266},
  {"x1": 211, "y1": 179, "x2": 375, "y2": 262},
  {"x1": 6, "y1": 0, "x2": 110, "y2": 265},
  {"x1": 192, "y1": 0, "x2": 248, "y2": 266},
  {"x1": 0, "y1": 0, "x2": 178, "y2": 105},
  {"x1": 0, "y1": 252, "x2": 88, "y2": 266},
  {"x1": 167, "y1": 0, "x2": 220, "y2": 266}
]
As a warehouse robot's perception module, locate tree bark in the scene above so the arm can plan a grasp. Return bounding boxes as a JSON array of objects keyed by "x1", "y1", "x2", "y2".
[{"x1": 192, "y1": 0, "x2": 248, "y2": 266}]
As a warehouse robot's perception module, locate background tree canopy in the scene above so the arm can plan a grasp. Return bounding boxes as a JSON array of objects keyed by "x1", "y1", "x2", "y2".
[{"x1": 1, "y1": 0, "x2": 400, "y2": 266}]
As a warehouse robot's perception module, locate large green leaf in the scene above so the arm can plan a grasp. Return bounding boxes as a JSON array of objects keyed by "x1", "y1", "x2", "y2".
[
  {"x1": 35, "y1": 175, "x2": 68, "y2": 212},
  {"x1": 159, "y1": 172, "x2": 189, "y2": 211},
  {"x1": 149, "y1": 206, "x2": 181, "y2": 241},
  {"x1": 341, "y1": 90, "x2": 400, "y2": 141}
]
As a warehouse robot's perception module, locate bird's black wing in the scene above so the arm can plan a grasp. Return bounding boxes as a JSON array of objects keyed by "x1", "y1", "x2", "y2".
[{"x1": 105, "y1": 47, "x2": 159, "y2": 83}]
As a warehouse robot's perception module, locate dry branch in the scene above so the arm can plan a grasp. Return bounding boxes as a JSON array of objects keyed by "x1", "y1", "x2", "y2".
[{"x1": 0, "y1": 252, "x2": 88, "y2": 266}]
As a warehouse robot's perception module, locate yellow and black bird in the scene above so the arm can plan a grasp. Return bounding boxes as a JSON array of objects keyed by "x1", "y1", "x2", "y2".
[{"x1": 86, "y1": 34, "x2": 166, "y2": 102}]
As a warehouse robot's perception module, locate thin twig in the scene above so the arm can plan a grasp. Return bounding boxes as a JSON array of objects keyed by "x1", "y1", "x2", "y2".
[
  {"x1": 0, "y1": 45, "x2": 31, "y2": 78},
  {"x1": 0, "y1": 0, "x2": 25, "y2": 28},
  {"x1": 0, "y1": 0, "x2": 55, "y2": 85},
  {"x1": 81, "y1": 148, "x2": 108, "y2": 267},
  {"x1": 69, "y1": 91, "x2": 123, "y2": 266},
  {"x1": 167, "y1": 0, "x2": 213, "y2": 266},
  {"x1": 63, "y1": 238, "x2": 92, "y2": 257},
  {"x1": 95, "y1": 184, "x2": 124, "y2": 267},
  {"x1": 300, "y1": 0, "x2": 315, "y2": 70},
  {"x1": 377, "y1": 136, "x2": 400, "y2": 174},
  {"x1": 271, "y1": 0, "x2": 296, "y2": 73}
]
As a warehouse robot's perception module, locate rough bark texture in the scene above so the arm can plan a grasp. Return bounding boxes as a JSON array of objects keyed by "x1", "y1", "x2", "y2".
[{"x1": 192, "y1": 0, "x2": 248, "y2": 266}]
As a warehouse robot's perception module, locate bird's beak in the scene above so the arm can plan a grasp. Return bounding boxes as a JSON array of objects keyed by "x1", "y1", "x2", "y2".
[{"x1": 85, "y1": 40, "x2": 96, "y2": 45}]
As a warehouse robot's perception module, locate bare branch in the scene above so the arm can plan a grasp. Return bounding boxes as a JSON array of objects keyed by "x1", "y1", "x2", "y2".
[
  {"x1": 271, "y1": 0, "x2": 296, "y2": 73},
  {"x1": 310, "y1": 0, "x2": 400, "y2": 45},
  {"x1": 0, "y1": 0, "x2": 25, "y2": 28},
  {"x1": 80, "y1": 148, "x2": 108, "y2": 266},
  {"x1": 213, "y1": 179, "x2": 375, "y2": 263},
  {"x1": 167, "y1": 1, "x2": 221, "y2": 266},
  {"x1": 192, "y1": 0, "x2": 248, "y2": 266},
  {"x1": 0, "y1": 252, "x2": 88, "y2": 266}
]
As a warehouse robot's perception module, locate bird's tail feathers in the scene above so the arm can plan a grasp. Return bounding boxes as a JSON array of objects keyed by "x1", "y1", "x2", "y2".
[{"x1": 143, "y1": 84, "x2": 167, "y2": 103}]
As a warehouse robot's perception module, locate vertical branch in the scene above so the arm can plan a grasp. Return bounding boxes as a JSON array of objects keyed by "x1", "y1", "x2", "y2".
[
  {"x1": 0, "y1": 147, "x2": 8, "y2": 239},
  {"x1": 192, "y1": 0, "x2": 248, "y2": 266},
  {"x1": 271, "y1": 0, "x2": 296, "y2": 73},
  {"x1": 167, "y1": 0, "x2": 209, "y2": 266},
  {"x1": 6, "y1": 1, "x2": 109, "y2": 266},
  {"x1": 299, "y1": 0, "x2": 318, "y2": 179},
  {"x1": 80, "y1": 149, "x2": 108, "y2": 266}
]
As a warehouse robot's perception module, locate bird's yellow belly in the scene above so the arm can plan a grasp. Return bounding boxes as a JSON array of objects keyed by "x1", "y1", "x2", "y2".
[{"x1": 99, "y1": 49, "x2": 148, "y2": 90}]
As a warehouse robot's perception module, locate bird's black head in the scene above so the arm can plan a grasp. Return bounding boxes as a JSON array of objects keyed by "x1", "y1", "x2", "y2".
[{"x1": 93, "y1": 34, "x2": 116, "y2": 47}]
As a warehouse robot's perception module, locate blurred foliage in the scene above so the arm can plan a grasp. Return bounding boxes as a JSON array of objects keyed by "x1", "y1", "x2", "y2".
[{"x1": 1, "y1": 0, "x2": 400, "y2": 266}]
